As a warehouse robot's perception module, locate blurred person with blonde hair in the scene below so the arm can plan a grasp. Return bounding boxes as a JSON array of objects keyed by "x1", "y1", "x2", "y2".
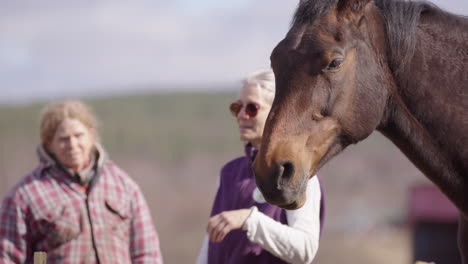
[
  {"x1": 0, "y1": 100, "x2": 163, "y2": 263},
  {"x1": 196, "y1": 69, "x2": 325, "y2": 264}
]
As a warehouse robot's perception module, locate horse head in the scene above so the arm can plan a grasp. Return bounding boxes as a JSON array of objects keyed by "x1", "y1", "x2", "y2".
[{"x1": 253, "y1": 0, "x2": 396, "y2": 209}]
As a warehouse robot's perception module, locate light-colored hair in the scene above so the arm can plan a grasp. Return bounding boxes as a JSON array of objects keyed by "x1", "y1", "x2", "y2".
[
  {"x1": 242, "y1": 69, "x2": 275, "y2": 104},
  {"x1": 40, "y1": 100, "x2": 98, "y2": 146}
]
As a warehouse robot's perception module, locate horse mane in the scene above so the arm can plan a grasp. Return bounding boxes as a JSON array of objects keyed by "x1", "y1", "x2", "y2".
[
  {"x1": 374, "y1": 0, "x2": 430, "y2": 77},
  {"x1": 292, "y1": 0, "x2": 441, "y2": 77}
]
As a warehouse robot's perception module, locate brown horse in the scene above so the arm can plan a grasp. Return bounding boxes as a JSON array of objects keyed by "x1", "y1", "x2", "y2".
[{"x1": 252, "y1": 0, "x2": 468, "y2": 261}]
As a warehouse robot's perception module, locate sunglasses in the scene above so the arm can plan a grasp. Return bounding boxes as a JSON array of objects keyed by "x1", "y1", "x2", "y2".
[{"x1": 229, "y1": 101, "x2": 260, "y2": 118}]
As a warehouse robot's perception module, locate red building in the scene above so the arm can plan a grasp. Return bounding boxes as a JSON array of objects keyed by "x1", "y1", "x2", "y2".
[{"x1": 408, "y1": 184, "x2": 461, "y2": 263}]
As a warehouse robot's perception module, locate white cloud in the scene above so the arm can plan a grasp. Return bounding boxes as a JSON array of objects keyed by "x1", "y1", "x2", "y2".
[{"x1": 0, "y1": 0, "x2": 466, "y2": 103}]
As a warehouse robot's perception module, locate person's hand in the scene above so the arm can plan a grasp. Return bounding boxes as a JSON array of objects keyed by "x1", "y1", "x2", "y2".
[{"x1": 207, "y1": 208, "x2": 252, "y2": 243}]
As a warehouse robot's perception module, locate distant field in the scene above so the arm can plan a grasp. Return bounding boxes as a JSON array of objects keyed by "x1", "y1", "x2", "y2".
[
  {"x1": 0, "y1": 91, "x2": 429, "y2": 263},
  {"x1": 0, "y1": 92, "x2": 240, "y2": 163}
]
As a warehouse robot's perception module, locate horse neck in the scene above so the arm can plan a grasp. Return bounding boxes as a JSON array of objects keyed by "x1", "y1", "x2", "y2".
[{"x1": 379, "y1": 10, "x2": 468, "y2": 216}]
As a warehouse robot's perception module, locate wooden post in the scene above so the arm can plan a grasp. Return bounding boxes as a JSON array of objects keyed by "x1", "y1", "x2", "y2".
[{"x1": 33, "y1": 252, "x2": 47, "y2": 264}]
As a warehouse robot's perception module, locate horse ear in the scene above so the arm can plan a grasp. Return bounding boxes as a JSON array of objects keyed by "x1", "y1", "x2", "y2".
[{"x1": 337, "y1": 0, "x2": 373, "y2": 23}]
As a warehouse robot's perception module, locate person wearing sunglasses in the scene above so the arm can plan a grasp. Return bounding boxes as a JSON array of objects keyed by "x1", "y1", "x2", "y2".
[{"x1": 196, "y1": 69, "x2": 324, "y2": 264}]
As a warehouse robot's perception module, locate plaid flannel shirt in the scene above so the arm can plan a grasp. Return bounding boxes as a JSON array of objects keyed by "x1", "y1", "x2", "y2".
[{"x1": 0, "y1": 145, "x2": 163, "y2": 264}]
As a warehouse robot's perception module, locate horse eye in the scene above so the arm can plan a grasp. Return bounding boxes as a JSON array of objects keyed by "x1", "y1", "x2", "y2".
[{"x1": 324, "y1": 58, "x2": 344, "y2": 71}]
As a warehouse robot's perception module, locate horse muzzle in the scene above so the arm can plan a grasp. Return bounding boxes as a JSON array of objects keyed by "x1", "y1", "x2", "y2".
[{"x1": 253, "y1": 160, "x2": 307, "y2": 209}]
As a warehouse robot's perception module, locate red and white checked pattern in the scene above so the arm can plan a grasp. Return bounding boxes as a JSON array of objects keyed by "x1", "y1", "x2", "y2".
[{"x1": 0, "y1": 161, "x2": 163, "y2": 264}]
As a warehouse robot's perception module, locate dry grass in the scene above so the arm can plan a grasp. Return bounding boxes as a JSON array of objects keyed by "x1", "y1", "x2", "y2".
[{"x1": 0, "y1": 92, "x2": 433, "y2": 263}]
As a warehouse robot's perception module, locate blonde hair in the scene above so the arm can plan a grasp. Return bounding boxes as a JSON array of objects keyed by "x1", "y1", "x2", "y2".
[
  {"x1": 40, "y1": 100, "x2": 98, "y2": 146},
  {"x1": 242, "y1": 69, "x2": 275, "y2": 104}
]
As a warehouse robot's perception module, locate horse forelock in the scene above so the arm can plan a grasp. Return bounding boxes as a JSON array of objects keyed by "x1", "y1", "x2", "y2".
[{"x1": 292, "y1": 0, "x2": 339, "y2": 27}]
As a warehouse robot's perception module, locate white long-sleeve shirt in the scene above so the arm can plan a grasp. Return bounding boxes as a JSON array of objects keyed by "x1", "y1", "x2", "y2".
[{"x1": 196, "y1": 176, "x2": 321, "y2": 264}]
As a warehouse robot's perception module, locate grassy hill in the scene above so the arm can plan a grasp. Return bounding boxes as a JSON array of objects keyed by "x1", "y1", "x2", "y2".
[
  {"x1": 0, "y1": 91, "x2": 431, "y2": 263},
  {"x1": 0, "y1": 92, "x2": 240, "y2": 162}
]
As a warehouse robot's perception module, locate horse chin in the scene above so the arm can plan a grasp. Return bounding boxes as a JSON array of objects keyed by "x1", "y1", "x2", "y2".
[
  {"x1": 271, "y1": 189, "x2": 307, "y2": 210},
  {"x1": 260, "y1": 187, "x2": 307, "y2": 210},
  {"x1": 281, "y1": 198, "x2": 306, "y2": 210}
]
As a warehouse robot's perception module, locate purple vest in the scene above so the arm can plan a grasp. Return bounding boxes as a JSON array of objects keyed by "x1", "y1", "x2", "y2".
[{"x1": 208, "y1": 144, "x2": 325, "y2": 264}]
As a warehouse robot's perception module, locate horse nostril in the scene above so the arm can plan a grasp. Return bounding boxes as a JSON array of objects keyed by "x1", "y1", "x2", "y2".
[{"x1": 277, "y1": 161, "x2": 295, "y2": 189}]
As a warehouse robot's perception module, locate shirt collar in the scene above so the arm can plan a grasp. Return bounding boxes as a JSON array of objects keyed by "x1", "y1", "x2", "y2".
[
  {"x1": 244, "y1": 142, "x2": 258, "y2": 163},
  {"x1": 37, "y1": 143, "x2": 107, "y2": 184}
]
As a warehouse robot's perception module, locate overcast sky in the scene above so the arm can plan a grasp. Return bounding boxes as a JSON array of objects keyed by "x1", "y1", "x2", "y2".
[{"x1": 1, "y1": 0, "x2": 467, "y2": 103}]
